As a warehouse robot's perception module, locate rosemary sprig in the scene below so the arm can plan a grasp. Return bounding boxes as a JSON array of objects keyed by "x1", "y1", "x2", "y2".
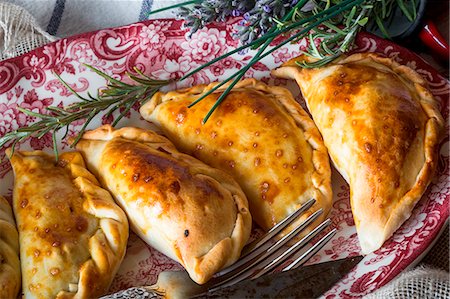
[{"x1": 0, "y1": 66, "x2": 170, "y2": 158}]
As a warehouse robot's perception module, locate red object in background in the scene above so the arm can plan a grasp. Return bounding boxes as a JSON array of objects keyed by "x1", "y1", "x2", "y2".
[{"x1": 419, "y1": 20, "x2": 449, "y2": 61}]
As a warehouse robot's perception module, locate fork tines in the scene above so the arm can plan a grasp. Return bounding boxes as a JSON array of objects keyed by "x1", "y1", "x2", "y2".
[{"x1": 206, "y1": 198, "x2": 336, "y2": 293}]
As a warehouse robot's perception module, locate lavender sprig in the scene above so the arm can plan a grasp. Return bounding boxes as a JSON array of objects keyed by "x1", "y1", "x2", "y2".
[
  {"x1": 178, "y1": 0, "x2": 255, "y2": 37},
  {"x1": 177, "y1": 0, "x2": 318, "y2": 45},
  {"x1": 236, "y1": 0, "x2": 300, "y2": 45}
]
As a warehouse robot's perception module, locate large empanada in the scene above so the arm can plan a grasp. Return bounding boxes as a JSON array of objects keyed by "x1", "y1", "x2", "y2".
[
  {"x1": 140, "y1": 78, "x2": 332, "y2": 233},
  {"x1": 0, "y1": 196, "x2": 20, "y2": 298},
  {"x1": 74, "y1": 125, "x2": 251, "y2": 284},
  {"x1": 272, "y1": 53, "x2": 444, "y2": 254},
  {"x1": 7, "y1": 150, "x2": 129, "y2": 298}
]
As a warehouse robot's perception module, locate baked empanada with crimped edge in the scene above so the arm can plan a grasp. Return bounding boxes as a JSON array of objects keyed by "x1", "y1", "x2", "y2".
[
  {"x1": 140, "y1": 78, "x2": 332, "y2": 235},
  {"x1": 7, "y1": 150, "x2": 129, "y2": 298},
  {"x1": 0, "y1": 196, "x2": 20, "y2": 299},
  {"x1": 272, "y1": 52, "x2": 444, "y2": 254},
  {"x1": 74, "y1": 125, "x2": 252, "y2": 285}
]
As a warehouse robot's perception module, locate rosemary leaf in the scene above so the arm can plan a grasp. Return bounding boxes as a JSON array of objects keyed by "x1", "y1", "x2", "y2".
[{"x1": 52, "y1": 131, "x2": 58, "y2": 161}]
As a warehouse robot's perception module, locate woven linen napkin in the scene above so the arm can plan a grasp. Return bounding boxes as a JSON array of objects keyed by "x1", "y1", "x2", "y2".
[{"x1": 0, "y1": 2, "x2": 448, "y2": 298}]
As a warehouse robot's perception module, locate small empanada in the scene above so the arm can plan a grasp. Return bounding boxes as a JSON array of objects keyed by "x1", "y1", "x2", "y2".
[
  {"x1": 0, "y1": 196, "x2": 20, "y2": 299},
  {"x1": 272, "y1": 53, "x2": 444, "y2": 253},
  {"x1": 7, "y1": 150, "x2": 129, "y2": 298},
  {"x1": 74, "y1": 125, "x2": 252, "y2": 284},
  {"x1": 140, "y1": 78, "x2": 332, "y2": 233}
]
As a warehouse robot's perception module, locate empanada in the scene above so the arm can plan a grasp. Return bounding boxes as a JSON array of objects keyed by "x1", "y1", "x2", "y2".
[
  {"x1": 272, "y1": 53, "x2": 444, "y2": 254},
  {"x1": 74, "y1": 125, "x2": 251, "y2": 284},
  {"x1": 140, "y1": 78, "x2": 332, "y2": 234},
  {"x1": 7, "y1": 150, "x2": 129, "y2": 298},
  {"x1": 0, "y1": 196, "x2": 20, "y2": 299}
]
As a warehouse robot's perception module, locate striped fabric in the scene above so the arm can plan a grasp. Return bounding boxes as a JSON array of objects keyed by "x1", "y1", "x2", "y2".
[{"x1": 2, "y1": 0, "x2": 182, "y2": 38}]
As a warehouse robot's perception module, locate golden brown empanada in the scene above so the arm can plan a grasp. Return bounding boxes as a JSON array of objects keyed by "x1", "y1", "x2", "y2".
[
  {"x1": 140, "y1": 78, "x2": 332, "y2": 233},
  {"x1": 272, "y1": 53, "x2": 444, "y2": 254},
  {"x1": 7, "y1": 150, "x2": 129, "y2": 298},
  {"x1": 74, "y1": 125, "x2": 251, "y2": 285},
  {"x1": 0, "y1": 196, "x2": 20, "y2": 299}
]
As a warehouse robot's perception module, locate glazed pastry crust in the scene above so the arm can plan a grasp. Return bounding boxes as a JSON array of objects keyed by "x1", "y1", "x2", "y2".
[
  {"x1": 140, "y1": 78, "x2": 332, "y2": 233},
  {"x1": 272, "y1": 53, "x2": 444, "y2": 254},
  {"x1": 75, "y1": 125, "x2": 252, "y2": 285},
  {"x1": 7, "y1": 150, "x2": 129, "y2": 299},
  {"x1": 0, "y1": 196, "x2": 20, "y2": 299}
]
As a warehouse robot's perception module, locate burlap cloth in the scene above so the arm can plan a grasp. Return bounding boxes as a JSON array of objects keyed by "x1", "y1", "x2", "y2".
[{"x1": 0, "y1": 2, "x2": 448, "y2": 298}]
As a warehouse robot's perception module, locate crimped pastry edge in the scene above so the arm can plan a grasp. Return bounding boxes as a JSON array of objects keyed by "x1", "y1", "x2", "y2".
[
  {"x1": 272, "y1": 52, "x2": 444, "y2": 254},
  {"x1": 0, "y1": 195, "x2": 21, "y2": 299},
  {"x1": 140, "y1": 78, "x2": 333, "y2": 233},
  {"x1": 76, "y1": 125, "x2": 252, "y2": 284},
  {"x1": 6, "y1": 149, "x2": 129, "y2": 298}
]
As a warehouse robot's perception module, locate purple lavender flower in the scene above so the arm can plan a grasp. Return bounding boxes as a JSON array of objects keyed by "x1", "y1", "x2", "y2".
[
  {"x1": 263, "y1": 5, "x2": 272, "y2": 13},
  {"x1": 177, "y1": 0, "x2": 298, "y2": 45}
]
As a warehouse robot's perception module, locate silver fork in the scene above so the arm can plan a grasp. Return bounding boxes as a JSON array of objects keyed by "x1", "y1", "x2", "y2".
[{"x1": 103, "y1": 198, "x2": 337, "y2": 299}]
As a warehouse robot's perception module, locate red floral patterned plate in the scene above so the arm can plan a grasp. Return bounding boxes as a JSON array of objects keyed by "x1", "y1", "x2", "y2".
[{"x1": 0, "y1": 19, "x2": 448, "y2": 298}]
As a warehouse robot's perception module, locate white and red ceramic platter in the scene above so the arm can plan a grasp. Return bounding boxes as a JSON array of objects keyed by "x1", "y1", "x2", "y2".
[{"x1": 0, "y1": 18, "x2": 448, "y2": 298}]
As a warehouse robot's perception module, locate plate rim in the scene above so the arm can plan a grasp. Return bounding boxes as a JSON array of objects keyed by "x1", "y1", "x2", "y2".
[{"x1": 0, "y1": 18, "x2": 448, "y2": 297}]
